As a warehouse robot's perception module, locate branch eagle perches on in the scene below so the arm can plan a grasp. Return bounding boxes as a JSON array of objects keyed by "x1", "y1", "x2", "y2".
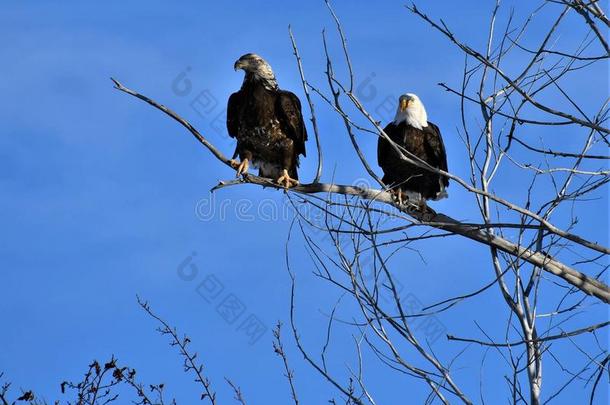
[{"x1": 110, "y1": 78, "x2": 610, "y2": 303}]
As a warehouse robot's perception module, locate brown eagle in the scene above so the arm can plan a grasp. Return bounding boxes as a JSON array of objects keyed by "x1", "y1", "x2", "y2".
[
  {"x1": 227, "y1": 53, "x2": 307, "y2": 188},
  {"x1": 377, "y1": 93, "x2": 449, "y2": 206}
]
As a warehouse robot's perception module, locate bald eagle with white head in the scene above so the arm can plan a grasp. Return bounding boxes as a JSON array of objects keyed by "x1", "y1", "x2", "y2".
[
  {"x1": 227, "y1": 53, "x2": 307, "y2": 188},
  {"x1": 377, "y1": 93, "x2": 449, "y2": 207}
]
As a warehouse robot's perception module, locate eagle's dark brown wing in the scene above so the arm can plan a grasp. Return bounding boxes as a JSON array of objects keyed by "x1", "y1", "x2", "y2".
[
  {"x1": 423, "y1": 122, "x2": 449, "y2": 188},
  {"x1": 378, "y1": 123, "x2": 395, "y2": 165},
  {"x1": 377, "y1": 122, "x2": 405, "y2": 185},
  {"x1": 226, "y1": 91, "x2": 243, "y2": 138},
  {"x1": 276, "y1": 90, "x2": 307, "y2": 157}
]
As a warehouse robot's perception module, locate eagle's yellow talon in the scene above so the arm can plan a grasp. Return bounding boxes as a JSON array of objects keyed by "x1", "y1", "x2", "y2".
[
  {"x1": 276, "y1": 169, "x2": 299, "y2": 189},
  {"x1": 418, "y1": 197, "x2": 428, "y2": 212},
  {"x1": 234, "y1": 158, "x2": 249, "y2": 177},
  {"x1": 390, "y1": 188, "x2": 405, "y2": 205}
]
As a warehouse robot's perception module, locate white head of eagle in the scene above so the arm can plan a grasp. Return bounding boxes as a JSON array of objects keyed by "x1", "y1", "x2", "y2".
[
  {"x1": 234, "y1": 53, "x2": 278, "y2": 91},
  {"x1": 393, "y1": 93, "x2": 428, "y2": 130}
]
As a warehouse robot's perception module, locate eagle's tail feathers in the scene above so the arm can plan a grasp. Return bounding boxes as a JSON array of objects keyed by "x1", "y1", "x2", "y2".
[{"x1": 433, "y1": 188, "x2": 449, "y2": 201}]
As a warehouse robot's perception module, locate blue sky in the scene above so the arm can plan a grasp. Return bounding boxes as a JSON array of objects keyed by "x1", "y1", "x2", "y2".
[{"x1": 1, "y1": 1, "x2": 608, "y2": 403}]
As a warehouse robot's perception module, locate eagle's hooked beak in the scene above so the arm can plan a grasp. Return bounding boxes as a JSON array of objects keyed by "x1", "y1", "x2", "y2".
[
  {"x1": 234, "y1": 60, "x2": 246, "y2": 71},
  {"x1": 400, "y1": 98, "x2": 410, "y2": 112}
]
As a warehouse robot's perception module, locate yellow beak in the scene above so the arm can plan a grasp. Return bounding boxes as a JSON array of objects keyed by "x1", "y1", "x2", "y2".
[{"x1": 400, "y1": 99, "x2": 409, "y2": 112}]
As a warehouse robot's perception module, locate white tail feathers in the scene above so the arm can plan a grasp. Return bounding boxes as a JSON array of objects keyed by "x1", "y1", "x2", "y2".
[
  {"x1": 433, "y1": 187, "x2": 449, "y2": 201},
  {"x1": 435, "y1": 191, "x2": 449, "y2": 200}
]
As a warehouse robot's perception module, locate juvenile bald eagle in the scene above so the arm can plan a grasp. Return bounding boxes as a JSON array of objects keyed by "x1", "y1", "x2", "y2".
[
  {"x1": 377, "y1": 93, "x2": 449, "y2": 206},
  {"x1": 227, "y1": 53, "x2": 307, "y2": 188}
]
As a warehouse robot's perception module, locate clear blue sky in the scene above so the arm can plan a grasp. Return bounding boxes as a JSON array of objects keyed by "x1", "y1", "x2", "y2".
[{"x1": 1, "y1": 1, "x2": 607, "y2": 403}]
